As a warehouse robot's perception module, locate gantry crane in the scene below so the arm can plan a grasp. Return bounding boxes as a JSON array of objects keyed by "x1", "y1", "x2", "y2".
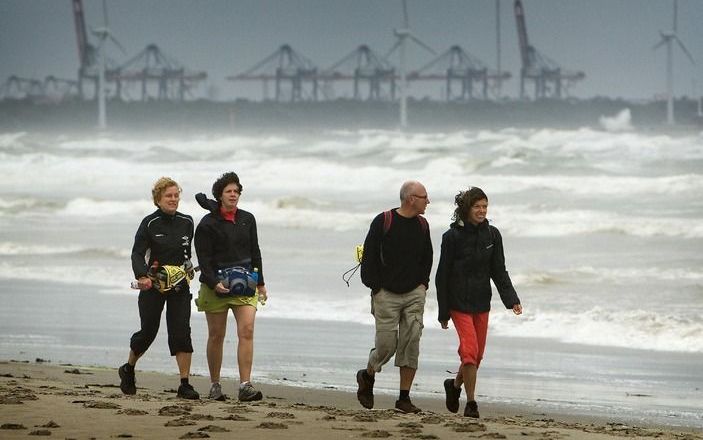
[
  {"x1": 228, "y1": 45, "x2": 318, "y2": 102},
  {"x1": 514, "y1": 0, "x2": 584, "y2": 99}
]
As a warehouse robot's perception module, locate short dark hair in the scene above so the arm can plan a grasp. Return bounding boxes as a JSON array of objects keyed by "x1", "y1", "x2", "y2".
[
  {"x1": 453, "y1": 186, "x2": 488, "y2": 222},
  {"x1": 212, "y1": 172, "x2": 243, "y2": 201}
]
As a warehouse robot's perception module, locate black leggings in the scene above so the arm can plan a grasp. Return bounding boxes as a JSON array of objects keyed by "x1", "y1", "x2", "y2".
[{"x1": 130, "y1": 287, "x2": 193, "y2": 356}]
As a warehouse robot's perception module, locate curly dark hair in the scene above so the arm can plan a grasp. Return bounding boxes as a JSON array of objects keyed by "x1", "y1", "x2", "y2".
[
  {"x1": 452, "y1": 186, "x2": 488, "y2": 222},
  {"x1": 211, "y1": 172, "x2": 243, "y2": 202}
]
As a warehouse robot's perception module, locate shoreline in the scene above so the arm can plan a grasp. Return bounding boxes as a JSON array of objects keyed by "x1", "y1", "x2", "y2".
[{"x1": 1, "y1": 360, "x2": 701, "y2": 440}]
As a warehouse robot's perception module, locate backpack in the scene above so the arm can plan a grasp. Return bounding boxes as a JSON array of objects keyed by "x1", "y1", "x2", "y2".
[{"x1": 342, "y1": 210, "x2": 428, "y2": 286}]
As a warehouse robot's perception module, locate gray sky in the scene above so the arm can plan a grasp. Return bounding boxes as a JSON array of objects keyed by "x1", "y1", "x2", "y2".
[{"x1": 1, "y1": 0, "x2": 702, "y2": 101}]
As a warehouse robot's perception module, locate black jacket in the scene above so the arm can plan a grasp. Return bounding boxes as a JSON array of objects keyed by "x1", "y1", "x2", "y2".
[
  {"x1": 360, "y1": 209, "x2": 432, "y2": 295},
  {"x1": 435, "y1": 220, "x2": 519, "y2": 321},
  {"x1": 131, "y1": 209, "x2": 194, "y2": 279},
  {"x1": 194, "y1": 194, "x2": 264, "y2": 290}
]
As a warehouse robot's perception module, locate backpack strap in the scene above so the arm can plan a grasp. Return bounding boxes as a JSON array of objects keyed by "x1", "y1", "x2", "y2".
[
  {"x1": 382, "y1": 210, "x2": 393, "y2": 234},
  {"x1": 383, "y1": 210, "x2": 428, "y2": 235},
  {"x1": 417, "y1": 215, "x2": 428, "y2": 234}
]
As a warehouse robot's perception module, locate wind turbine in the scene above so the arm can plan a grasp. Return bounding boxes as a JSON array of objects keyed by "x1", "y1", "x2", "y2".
[
  {"x1": 90, "y1": 0, "x2": 125, "y2": 130},
  {"x1": 385, "y1": 0, "x2": 435, "y2": 129},
  {"x1": 653, "y1": 0, "x2": 695, "y2": 125}
]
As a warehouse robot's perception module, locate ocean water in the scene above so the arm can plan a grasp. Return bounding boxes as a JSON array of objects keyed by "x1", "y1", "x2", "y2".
[{"x1": 0, "y1": 124, "x2": 702, "y2": 427}]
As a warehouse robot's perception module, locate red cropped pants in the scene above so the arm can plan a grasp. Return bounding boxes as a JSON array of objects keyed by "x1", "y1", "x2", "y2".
[{"x1": 449, "y1": 310, "x2": 489, "y2": 367}]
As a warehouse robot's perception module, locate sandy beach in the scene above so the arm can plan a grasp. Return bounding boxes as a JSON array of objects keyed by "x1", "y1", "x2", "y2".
[{"x1": 1, "y1": 360, "x2": 701, "y2": 440}]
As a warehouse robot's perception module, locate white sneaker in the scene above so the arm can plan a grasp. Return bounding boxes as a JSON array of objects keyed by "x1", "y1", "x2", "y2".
[{"x1": 208, "y1": 382, "x2": 226, "y2": 401}]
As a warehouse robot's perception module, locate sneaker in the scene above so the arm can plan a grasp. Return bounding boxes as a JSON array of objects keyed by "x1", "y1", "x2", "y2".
[
  {"x1": 208, "y1": 382, "x2": 226, "y2": 401},
  {"x1": 443, "y1": 378, "x2": 462, "y2": 413},
  {"x1": 118, "y1": 363, "x2": 136, "y2": 395},
  {"x1": 395, "y1": 398, "x2": 421, "y2": 414},
  {"x1": 356, "y1": 369, "x2": 374, "y2": 409},
  {"x1": 177, "y1": 383, "x2": 200, "y2": 400},
  {"x1": 238, "y1": 383, "x2": 263, "y2": 402},
  {"x1": 464, "y1": 400, "x2": 480, "y2": 418}
]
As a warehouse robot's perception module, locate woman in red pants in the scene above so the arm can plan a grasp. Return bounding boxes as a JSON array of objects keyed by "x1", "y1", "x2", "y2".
[{"x1": 435, "y1": 187, "x2": 522, "y2": 418}]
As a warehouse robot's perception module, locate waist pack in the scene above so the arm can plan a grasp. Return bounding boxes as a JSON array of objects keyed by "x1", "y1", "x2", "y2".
[
  {"x1": 216, "y1": 266, "x2": 258, "y2": 298},
  {"x1": 152, "y1": 264, "x2": 194, "y2": 294}
]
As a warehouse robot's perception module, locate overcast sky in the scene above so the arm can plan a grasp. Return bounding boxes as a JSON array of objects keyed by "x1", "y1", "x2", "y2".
[{"x1": 1, "y1": 0, "x2": 702, "y2": 101}]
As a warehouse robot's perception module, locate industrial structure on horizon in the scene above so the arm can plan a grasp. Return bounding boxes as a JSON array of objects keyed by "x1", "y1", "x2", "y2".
[{"x1": 1, "y1": 0, "x2": 583, "y2": 103}]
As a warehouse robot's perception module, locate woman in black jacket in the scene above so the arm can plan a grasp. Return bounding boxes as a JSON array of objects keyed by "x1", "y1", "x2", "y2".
[
  {"x1": 435, "y1": 187, "x2": 522, "y2": 418},
  {"x1": 194, "y1": 172, "x2": 267, "y2": 402},
  {"x1": 119, "y1": 177, "x2": 199, "y2": 400}
]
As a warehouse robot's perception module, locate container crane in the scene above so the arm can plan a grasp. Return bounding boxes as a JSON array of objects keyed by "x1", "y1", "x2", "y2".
[{"x1": 514, "y1": 0, "x2": 584, "y2": 99}]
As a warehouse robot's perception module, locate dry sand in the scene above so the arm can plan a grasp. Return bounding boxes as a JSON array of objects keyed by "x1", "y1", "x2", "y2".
[{"x1": 1, "y1": 360, "x2": 701, "y2": 440}]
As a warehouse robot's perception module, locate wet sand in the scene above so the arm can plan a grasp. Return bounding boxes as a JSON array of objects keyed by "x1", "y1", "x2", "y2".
[{"x1": 1, "y1": 360, "x2": 701, "y2": 440}]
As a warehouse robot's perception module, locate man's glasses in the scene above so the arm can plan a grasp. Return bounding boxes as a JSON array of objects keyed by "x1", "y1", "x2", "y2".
[{"x1": 412, "y1": 194, "x2": 428, "y2": 199}]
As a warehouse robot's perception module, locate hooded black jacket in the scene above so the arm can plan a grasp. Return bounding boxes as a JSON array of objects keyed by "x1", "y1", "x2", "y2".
[
  {"x1": 435, "y1": 219, "x2": 519, "y2": 322},
  {"x1": 194, "y1": 194, "x2": 264, "y2": 290},
  {"x1": 131, "y1": 209, "x2": 194, "y2": 279}
]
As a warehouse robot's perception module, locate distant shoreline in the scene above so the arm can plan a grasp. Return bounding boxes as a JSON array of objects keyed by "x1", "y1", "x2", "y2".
[{"x1": 1, "y1": 98, "x2": 701, "y2": 133}]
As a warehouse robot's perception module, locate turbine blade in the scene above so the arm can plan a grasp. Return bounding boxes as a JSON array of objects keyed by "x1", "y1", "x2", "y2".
[
  {"x1": 385, "y1": 39, "x2": 402, "y2": 59},
  {"x1": 409, "y1": 35, "x2": 436, "y2": 55},
  {"x1": 402, "y1": 0, "x2": 409, "y2": 27},
  {"x1": 674, "y1": 36, "x2": 695, "y2": 64},
  {"x1": 651, "y1": 38, "x2": 666, "y2": 51},
  {"x1": 109, "y1": 34, "x2": 127, "y2": 55},
  {"x1": 102, "y1": 0, "x2": 109, "y2": 28},
  {"x1": 673, "y1": 0, "x2": 678, "y2": 33}
]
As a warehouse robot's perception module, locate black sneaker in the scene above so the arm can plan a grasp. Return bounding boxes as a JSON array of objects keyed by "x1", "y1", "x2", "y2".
[
  {"x1": 464, "y1": 400, "x2": 479, "y2": 418},
  {"x1": 395, "y1": 398, "x2": 421, "y2": 414},
  {"x1": 356, "y1": 369, "x2": 374, "y2": 409},
  {"x1": 443, "y1": 378, "x2": 462, "y2": 413},
  {"x1": 177, "y1": 383, "x2": 200, "y2": 400},
  {"x1": 118, "y1": 363, "x2": 136, "y2": 395}
]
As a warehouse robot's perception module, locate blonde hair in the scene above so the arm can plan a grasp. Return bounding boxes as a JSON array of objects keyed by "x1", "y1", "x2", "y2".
[{"x1": 151, "y1": 177, "x2": 181, "y2": 207}]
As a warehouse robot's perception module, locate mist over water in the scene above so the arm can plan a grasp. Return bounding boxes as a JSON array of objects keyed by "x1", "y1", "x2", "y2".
[{"x1": 1, "y1": 127, "x2": 702, "y2": 355}]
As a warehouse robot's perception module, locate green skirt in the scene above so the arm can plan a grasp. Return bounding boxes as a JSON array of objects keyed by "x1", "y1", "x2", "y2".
[{"x1": 195, "y1": 283, "x2": 258, "y2": 313}]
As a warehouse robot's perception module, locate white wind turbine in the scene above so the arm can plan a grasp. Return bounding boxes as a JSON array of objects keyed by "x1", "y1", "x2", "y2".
[
  {"x1": 653, "y1": 0, "x2": 695, "y2": 125},
  {"x1": 385, "y1": 0, "x2": 435, "y2": 129},
  {"x1": 90, "y1": 0, "x2": 125, "y2": 130}
]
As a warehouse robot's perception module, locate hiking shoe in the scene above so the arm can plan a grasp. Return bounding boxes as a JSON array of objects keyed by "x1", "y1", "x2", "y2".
[
  {"x1": 238, "y1": 383, "x2": 263, "y2": 402},
  {"x1": 356, "y1": 369, "x2": 374, "y2": 409},
  {"x1": 464, "y1": 400, "x2": 480, "y2": 418},
  {"x1": 444, "y1": 378, "x2": 462, "y2": 413},
  {"x1": 208, "y1": 382, "x2": 226, "y2": 401},
  {"x1": 118, "y1": 363, "x2": 136, "y2": 395},
  {"x1": 395, "y1": 398, "x2": 421, "y2": 414},
  {"x1": 177, "y1": 383, "x2": 200, "y2": 400}
]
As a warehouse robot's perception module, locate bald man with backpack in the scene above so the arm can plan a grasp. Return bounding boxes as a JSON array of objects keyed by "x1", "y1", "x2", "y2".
[{"x1": 356, "y1": 180, "x2": 433, "y2": 414}]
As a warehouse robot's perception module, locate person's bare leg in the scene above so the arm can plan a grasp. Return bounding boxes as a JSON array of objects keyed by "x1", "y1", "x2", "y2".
[
  {"x1": 399, "y1": 366, "x2": 416, "y2": 391},
  {"x1": 205, "y1": 311, "x2": 228, "y2": 383},
  {"x1": 233, "y1": 305, "x2": 256, "y2": 383},
  {"x1": 175, "y1": 352, "x2": 192, "y2": 379},
  {"x1": 462, "y1": 363, "x2": 478, "y2": 400}
]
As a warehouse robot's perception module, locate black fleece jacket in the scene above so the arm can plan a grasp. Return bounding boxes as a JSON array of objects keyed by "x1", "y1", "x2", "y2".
[
  {"x1": 435, "y1": 220, "x2": 519, "y2": 321},
  {"x1": 131, "y1": 209, "x2": 194, "y2": 279},
  {"x1": 360, "y1": 209, "x2": 432, "y2": 295},
  {"x1": 194, "y1": 194, "x2": 264, "y2": 290}
]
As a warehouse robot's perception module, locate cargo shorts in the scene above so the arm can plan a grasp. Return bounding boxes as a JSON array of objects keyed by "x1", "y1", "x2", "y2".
[{"x1": 367, "y1": 285, "x2": 426, "y2": 372}]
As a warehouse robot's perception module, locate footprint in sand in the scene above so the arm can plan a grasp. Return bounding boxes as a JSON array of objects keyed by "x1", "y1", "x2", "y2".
[
  {"x1": 256, "y1": 422, "x2": 288, "y2": 429},
  {"x1": 1, "y1": 423, "x2": 26, "y2": 430},
  {"x1": 197, "y1": 425, "x2": 230, "y2": 432},
  {"x1": 164, "y1": 417, "x2": 197, "y2": 427},
  {"x1": 266, "y1": 411, "x2": 296, "y2": 419},
  {"x1": 361, "y1": 430, "x2": 392, "y2": 438},
  {"x1": 158, "y1": 405, "x2": 192, "y2": 416},
  {"x1": 218, "y1": 414, "x2": 250, "y2": 422},
  {"x1": 179, "y1": 432, "x2": 210, "y2": 439}
]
